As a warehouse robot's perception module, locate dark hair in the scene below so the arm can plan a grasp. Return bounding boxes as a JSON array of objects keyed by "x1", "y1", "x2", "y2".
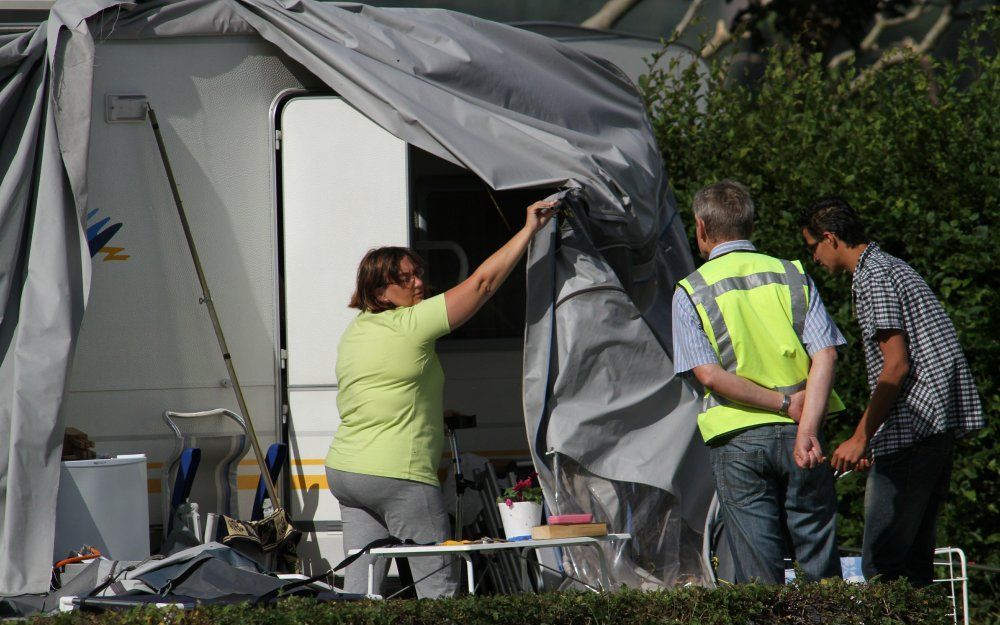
[
  {"x1": 800, "y1": 197, "x2": 869, "y2": 246},
  {"x1": 349, "y1": 247, "x2": 426, "y2": 313},
  {"x1": 692, "y1": 180, "x2": 755, "y2": 240}
]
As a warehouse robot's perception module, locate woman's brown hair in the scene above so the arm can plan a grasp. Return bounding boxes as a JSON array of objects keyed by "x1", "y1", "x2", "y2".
[{"x1": 349, "y1": 247, "x2": 426, "y2": 313}]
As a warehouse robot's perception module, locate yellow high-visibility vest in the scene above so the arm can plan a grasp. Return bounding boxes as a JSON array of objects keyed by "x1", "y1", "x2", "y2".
[{"x1": 678, "y1": 251, "x2": 845, "y2": 445}]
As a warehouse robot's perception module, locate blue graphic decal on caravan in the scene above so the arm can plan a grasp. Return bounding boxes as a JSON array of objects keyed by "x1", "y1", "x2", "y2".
[{"x1": 86, "y1": 208, "x2": 129, "y2": 261}]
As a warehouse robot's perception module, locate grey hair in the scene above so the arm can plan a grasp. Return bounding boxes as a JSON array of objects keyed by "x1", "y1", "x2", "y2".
[{"x1": 691, "y1": 180, "x2": 755, "y2": 240}]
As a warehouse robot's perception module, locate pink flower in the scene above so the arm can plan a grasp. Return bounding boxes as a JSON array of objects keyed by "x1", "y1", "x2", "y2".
[
  {"x1": 513, "y1": 473, "x2": 537, "y2": 492},
  {"x1": 505, "y1": 498, "x2": 514, "y2": 509}
]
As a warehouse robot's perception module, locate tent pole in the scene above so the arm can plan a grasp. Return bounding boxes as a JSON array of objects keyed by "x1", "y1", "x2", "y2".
[{"x1": 146, "y1": 106, "x2": 280, "y2": 509}]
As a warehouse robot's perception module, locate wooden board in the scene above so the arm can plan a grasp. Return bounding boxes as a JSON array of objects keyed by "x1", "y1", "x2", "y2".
[{"x1": 530, "y1": 523, "x2": 607, "y2": 539}]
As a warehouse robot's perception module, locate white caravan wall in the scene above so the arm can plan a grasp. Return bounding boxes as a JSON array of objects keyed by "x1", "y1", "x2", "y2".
[
  {"x1": 279, "y1": 97, "x2": 409, "y2": 572},
  {"x1": 66, "y1": 35, "x2": 532, "y2": 571},
  {"x1": 66, "y1": 36, "x2": 320, "y2": 525}
]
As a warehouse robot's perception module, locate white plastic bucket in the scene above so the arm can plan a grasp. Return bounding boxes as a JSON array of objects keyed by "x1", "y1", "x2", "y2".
[{"x1": 496, "y1": 501, "x2": 542, "y2": 540}]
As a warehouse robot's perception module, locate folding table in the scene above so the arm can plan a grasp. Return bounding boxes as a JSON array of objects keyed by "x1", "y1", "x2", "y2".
[{"x1": 366, "y1": 533, "x2": 631, "y2": 595}]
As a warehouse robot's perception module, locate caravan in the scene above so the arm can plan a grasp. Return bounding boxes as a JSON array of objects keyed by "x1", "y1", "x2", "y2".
[
  {"x1": 0, "y1": 0, "x2": 710, "y2": 594},
  {"x1": 74, "y1": 77, "x2": 564, "y2": 571}
]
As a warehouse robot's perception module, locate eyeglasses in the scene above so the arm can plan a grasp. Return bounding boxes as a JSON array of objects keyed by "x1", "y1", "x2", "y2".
[
  {"x1": 804, "y1": 236, "x2": 825, "y2": 255},
  {"x1": 394, "y1": 269, "x2": 423, "y2": 286}
]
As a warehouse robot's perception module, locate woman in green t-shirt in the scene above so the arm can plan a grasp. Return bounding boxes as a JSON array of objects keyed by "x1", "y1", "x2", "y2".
[{"x1": 326, "y1": 199, "x2": 557, "y2": 598}]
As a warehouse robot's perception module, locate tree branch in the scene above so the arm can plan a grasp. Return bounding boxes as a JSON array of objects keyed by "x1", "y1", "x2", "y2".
[
  {"x1": 828, "y1": 1, "x2": 930, "y2": 69},
  {"x1": 914, "y1": 3, "x2": 955, "y2": 54},
  {"x1": 827, "y1": 48, "x2": 856, "y2": 69},
  {"x1": 700, "y1": 19, "x2": 736, "y2": 58},
  {"x1": 918, "y1": 55, "x2": 941, "y2": 106},
  {"x1": 581, "y1": 0, "x2": 643, "y2": 30},
  {"x1": 673, "y1": 0, "x2": 706, "y2": 40},
  {"x1": 851, "y1": 4, "x2": 953, "y2": 91}
]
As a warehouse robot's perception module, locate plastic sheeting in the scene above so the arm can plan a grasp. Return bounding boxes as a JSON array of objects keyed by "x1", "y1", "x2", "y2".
[{"x1": 0, "y1": 0, "x2": 711, "y2": 594}]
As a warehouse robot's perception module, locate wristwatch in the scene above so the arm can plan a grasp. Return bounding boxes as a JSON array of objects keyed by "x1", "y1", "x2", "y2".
[{"x1": 779, "y1": 394, "x2": 791, "y2": 416}]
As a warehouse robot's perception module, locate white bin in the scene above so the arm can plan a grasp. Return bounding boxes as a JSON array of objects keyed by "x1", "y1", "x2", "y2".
[{"x1": 54, "y1": 455, "x2": 150, "y2": 562}]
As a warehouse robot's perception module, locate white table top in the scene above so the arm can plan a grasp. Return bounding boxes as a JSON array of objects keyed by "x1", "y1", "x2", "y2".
[{"x1": 367, "y1": 533, "x2": 631, "y2": 556}]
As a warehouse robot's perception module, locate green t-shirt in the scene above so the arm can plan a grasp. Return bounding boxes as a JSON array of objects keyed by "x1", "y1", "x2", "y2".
[{"x1": 326, "y1": 294, "x2": 451, "y2": 486}]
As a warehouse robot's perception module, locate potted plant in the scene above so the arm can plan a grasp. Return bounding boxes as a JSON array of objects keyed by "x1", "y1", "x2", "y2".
[{"x1": 496, "y1": 472, "x2": 543, "y2": 540}]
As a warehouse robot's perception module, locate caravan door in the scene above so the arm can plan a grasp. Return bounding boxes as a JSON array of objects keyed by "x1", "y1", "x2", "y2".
[{"x1": 277, "y1": 96, "x2": 409, "y2": 571}]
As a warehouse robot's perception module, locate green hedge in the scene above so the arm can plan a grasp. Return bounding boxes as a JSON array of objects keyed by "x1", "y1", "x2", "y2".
[
  {"x1": 36, "y1": 582, "x2": 950, "y2": 625},
  {"x1": 641, "y1": 10, "x2": 998, "y2": 624}
]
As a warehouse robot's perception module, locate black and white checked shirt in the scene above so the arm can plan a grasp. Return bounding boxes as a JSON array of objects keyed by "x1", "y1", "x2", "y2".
[{"x1": 852, "y1": 243, "x2": 984, "y2": 458}]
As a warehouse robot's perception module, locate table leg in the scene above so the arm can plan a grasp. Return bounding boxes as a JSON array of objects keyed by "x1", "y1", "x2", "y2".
[
  {"x1": 461, "y1": 554, "x2": 475, "y2": 595},
  {"x1": 588, "y1": 544, "x2": 612, "y2": 591},
  {"x1": 518, "y1": 547, "x2": 533, "y2": 592},
  {"x1": 367, "y1": 558, "x2": 376, "y2": 596}
]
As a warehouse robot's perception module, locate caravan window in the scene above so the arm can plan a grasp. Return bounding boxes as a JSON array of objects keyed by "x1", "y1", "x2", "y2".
[{"x1": 411, "y1": 151, "x2": 556, "y2": 342}]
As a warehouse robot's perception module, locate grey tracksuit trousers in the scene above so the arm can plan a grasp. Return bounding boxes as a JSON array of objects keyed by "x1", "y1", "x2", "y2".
[{"x1": 326, "y1": 467, "x2": 459, "y2": 598}]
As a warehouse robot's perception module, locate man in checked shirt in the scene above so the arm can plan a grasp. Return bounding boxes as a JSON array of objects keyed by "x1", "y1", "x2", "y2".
[{"x1": 799, "y1": 198, "x2": 984, "y2": 586}]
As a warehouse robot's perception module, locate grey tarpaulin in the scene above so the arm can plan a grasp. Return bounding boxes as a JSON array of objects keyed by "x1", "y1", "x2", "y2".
[
  {"x1": 0, "y1": 0, "x2": 104, "y2": 595},
  {"x1": 0, "y1": 543, "x2": 364, "y2": 616},
  {"x1": 525, "y1": 198, "x2": 711, "y2": 586},
  {"x1": 0, "y1": 0, "x2": 711, "y2": 594}
]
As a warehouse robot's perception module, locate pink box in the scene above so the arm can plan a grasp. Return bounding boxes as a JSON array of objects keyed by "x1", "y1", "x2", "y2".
[{"x1": 547, "y1": 514, "x2": 594, "y2": 525}]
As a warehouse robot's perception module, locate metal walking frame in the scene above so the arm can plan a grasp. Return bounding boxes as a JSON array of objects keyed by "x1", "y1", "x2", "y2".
[{"x1": 934, "y1": 547, "x2": 969, "y2": 625}]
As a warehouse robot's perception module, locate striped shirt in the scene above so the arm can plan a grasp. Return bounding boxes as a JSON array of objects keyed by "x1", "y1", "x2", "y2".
[
  {"x1": 672, "y1": 240, "x2": 845, "y2": 373},
  {"x1": 852, "y1": 243, "x2": 983, "y2": 457}
]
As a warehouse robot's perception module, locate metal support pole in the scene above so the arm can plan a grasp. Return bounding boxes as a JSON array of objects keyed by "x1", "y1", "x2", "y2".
[
  {"x1": 147, "y1": 106, "x2": 279, "y2": 508},
  {"x1": 447, "y1": 427, "x2": 465, "y2": 538}
]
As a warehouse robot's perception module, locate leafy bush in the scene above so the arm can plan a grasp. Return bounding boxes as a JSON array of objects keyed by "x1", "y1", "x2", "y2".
[
  {"x1": 35, "y1": 581, "x2": 950, "y2": 625},
  {"x1": 641, "y1": 10, "x2": 997, "y2": 624}
]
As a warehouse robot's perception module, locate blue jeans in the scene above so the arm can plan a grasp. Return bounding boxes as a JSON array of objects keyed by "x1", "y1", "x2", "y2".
[
  {"x1": 862, "y1": 432, "x2": 954, "y2": 587},
  {"x1": 709, "y1": 425, "x2": 841, "y2": 584}
]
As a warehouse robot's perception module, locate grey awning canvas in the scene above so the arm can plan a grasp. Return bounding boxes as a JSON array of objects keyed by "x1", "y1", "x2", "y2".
[{"x1": 0, "y1": 0, "x2": 708, "y2": 594}]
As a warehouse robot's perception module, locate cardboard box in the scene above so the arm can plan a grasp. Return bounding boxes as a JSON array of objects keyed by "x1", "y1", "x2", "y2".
[{"x1": 530, "y1": 523, "x2": 607, "y2": 539}]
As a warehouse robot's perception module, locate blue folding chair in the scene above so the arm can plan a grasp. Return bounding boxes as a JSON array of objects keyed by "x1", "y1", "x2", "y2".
[
  {"x1": 161, "y1": 409, "x2": 250, "y2": 542},
  {"x1": 251, "y1": 443, "x2": 287, "y2": 520}
]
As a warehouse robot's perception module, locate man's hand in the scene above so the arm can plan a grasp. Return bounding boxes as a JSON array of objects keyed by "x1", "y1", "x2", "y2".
[
  {"x1": 831, "y1": 432, "x2": 868, "y2": 473},
  {"x1": 856, "y1": 458, "x2": 872, "y2": 471},
  {"x1": 830, "y1": 330, "x2": 906, "y2": 475},
  {"x1": 794, "y1": 431, "x2": 826, "y2": 469},
  {"x1": 787, "y1": 390, "x2": 806, "y2": 423}
]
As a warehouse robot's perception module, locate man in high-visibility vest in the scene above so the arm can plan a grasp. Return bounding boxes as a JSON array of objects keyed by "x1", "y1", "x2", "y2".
[{"x1": 672, "y1": 180, "x2": 845, "y2": 583}]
